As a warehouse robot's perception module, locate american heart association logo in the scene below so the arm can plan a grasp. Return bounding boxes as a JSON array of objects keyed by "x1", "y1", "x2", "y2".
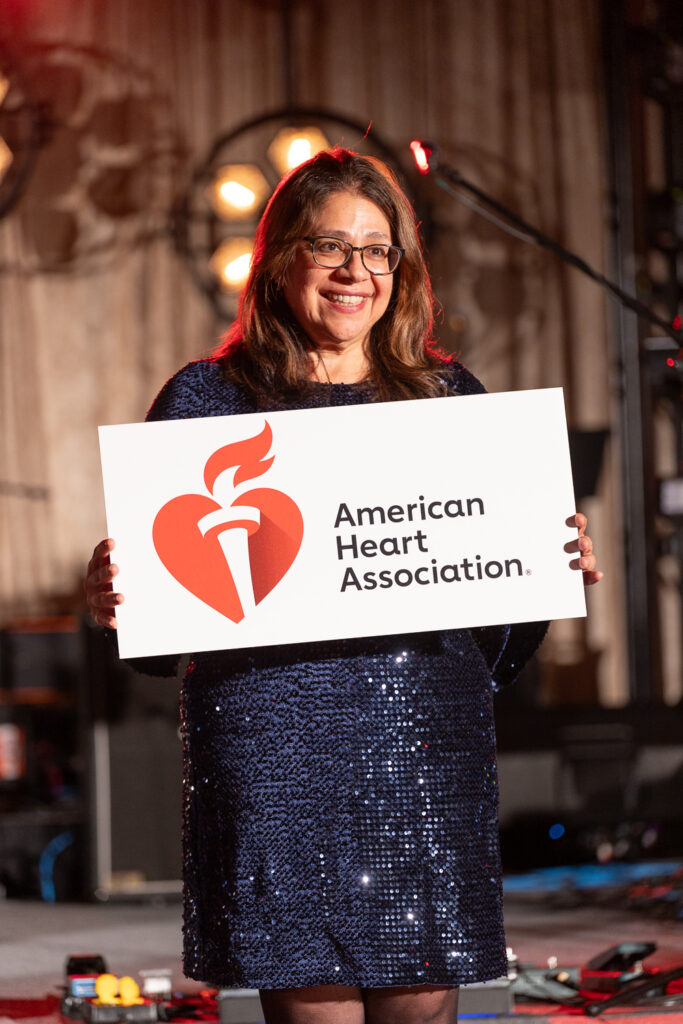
[{"x1": 152, "y1": 421, "x2": 303, "y2": 622}]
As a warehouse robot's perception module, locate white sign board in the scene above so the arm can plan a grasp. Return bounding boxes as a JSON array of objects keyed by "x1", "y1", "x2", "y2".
[{"x1": 98, "y1": 388, "x2": 586, "y2": 659}]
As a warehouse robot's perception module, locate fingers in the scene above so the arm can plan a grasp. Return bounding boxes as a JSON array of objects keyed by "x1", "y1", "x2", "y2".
[
  {"x1": 564, "y1": 534, "x2": 594, "y2": 561},
  {"x1": 566, "y1": 512, "x2": 587, "y2": 535},
  {"x1": 89, "y1": 589, "x2": 124, "y2": 609},
  {"x1": 90, "y1": 561, "x2": 119, "y2": 587},
  {"x1": 93, "y1": 613, "x2": 119, "y2": 629},
  {"x1": 85, "y1": 560, "x2": 119, "y2": 597},
  {"x1": 569, "y1": 551, "x2": 597, "y2": 572},
  {"x1": 94, "y1": 537, "x2": 115, "y2": 557},
  {"x1": 567, "y1": 513, "x2": 603, "y2": 586},
  {"x1": 91, "y1": 609, "x2": 121, "y2": 629},
  {"x1": 86, "y1": 540, "x2": 114, "y2": 583},
  {"x1": 85, "y1": 538, "x2": 124, "y2": 627},
  {"x1": 87, "y1": 537, "x2": 114, "y2": 567},
  {"x1": 88, "y1": 588, "x2": 124, "y2": 628}
]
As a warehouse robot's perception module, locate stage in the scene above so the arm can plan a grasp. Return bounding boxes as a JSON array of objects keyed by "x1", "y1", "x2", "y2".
[{"x1": 1, "y1": 888, "x2": 682, "y2": 1020}]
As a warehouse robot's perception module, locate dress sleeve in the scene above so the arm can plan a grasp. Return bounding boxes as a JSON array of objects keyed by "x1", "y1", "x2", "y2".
[
  {"x1": 145, "y1": 361, "x2": 212, "y2": 421},
  {"x1": 470, "y1": 621, "x2": 549, "y2": 690},
  {"x1": 443, "y1": 360, "x2": 488, "y2": 396}
]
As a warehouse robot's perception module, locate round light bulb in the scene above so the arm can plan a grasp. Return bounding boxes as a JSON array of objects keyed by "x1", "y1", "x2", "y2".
[
  {"x1": 219, "y1": 180, "x2": 256, "y2": 211},
  {"x1": 286, "y1": 137, "x2": 312, "y2": 169},
  {"x1": 222, "y1": 252, "x2": 252, "y2": 285}
]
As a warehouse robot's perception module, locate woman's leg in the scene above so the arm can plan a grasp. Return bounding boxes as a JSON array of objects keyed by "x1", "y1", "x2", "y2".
[
  {"x1": 259, "y1": 984, "x2": 365, "y2": 1024},
  {"x1": 363, "y1": 984, "x2": 459, "y2": 1024}
]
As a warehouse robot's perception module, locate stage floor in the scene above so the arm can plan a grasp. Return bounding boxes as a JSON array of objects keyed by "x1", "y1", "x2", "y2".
[{"x1": 1, "y1": 894, "x2": 682, "y2": 1000}]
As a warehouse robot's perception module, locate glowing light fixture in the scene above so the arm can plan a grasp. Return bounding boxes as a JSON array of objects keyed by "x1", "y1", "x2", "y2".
[
  {"x1": 221, "y1": 181, "x2": 255, "y2": 209},
  {"x1": 267, "y1": 126, "x2": 330, "y2": 176},
  {"x1": 209, "y1": 237, "x2": 253, "y2": 291},
  {"x1": 0, "y1": 72, "x2": 13, "y2": 183},
  {"x1": 176, "y1": 108, "x2": 406, "y2": 320},
  {"x1": 287, "y1": 137, "x2": 312, "y2": 166},
  {"x1": 410, "y1": 139, "x2": 433, "y2": 175},
  {"x1": 0, "y1": 137, "x2": 11, "y2": 181},
  {"x1": 208, "y1": 163, "x2": 270, "y2": 221}
]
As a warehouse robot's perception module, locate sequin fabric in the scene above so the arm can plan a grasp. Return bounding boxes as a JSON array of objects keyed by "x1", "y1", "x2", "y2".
[{"x1": 132, "y1": 358, "x2": 548, "y2": 989}]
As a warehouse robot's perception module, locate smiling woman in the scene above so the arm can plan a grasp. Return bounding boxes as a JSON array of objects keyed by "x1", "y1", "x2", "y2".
[{"x1": 85, "y1": 147, "x2": 601, "y2": 1024}]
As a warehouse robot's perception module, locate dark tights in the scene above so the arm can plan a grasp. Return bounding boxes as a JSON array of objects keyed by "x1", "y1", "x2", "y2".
[{"x1": 259, "y1": 983, "x2": 459, "y2": 1024}]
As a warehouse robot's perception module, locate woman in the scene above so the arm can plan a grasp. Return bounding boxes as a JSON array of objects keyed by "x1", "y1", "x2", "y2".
[{"x1": 86, "y1": 148, "x2": 601, "y2": 1024}]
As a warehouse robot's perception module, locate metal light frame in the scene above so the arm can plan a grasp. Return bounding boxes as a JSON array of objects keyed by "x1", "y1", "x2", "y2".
[{"x1": 172, "y1": 107, "x2": 416, "y2": 323}]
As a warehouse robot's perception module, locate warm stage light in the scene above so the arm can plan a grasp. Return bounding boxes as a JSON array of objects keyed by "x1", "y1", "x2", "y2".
[
  {"x1": 221, "y1": 181, "x2": 255, "y2": 209},
  {"x1": 267, "y1": 126, "x2": 330, "y2": 176},
  {"x1": 0, "y1": 138, "x2": 11, "y2": 181},
  {"x1": 208, "y1": 163, "x2": 270, "y2": 220},
  {"x1": 209, "y1": 237, "x2": 253, "y2": 291},
  {"x1": 0, "y1": 72, "x2": 13, "y2": 183},
  {"x1": 410, "y1": 139, "x2": 433, "y2": 175},
  {"x1": 223, "y1": 251, "x2": 251, "y2": 284},
  {"x1": 178, "y1": 108, "x2": 407, "y2": 321},
  {"x1": 286, "y1": 136, "x2": 312, "y2": 167}
]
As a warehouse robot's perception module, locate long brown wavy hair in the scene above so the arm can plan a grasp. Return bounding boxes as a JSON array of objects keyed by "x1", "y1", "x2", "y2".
[{"x1": 214, "y1": 147, "x2": 450, "y2": 404}]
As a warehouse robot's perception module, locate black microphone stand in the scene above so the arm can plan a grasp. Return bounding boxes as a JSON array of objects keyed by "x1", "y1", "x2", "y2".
[{"x1": 415, "y1": 142, "x2": 682, "y2": 347}]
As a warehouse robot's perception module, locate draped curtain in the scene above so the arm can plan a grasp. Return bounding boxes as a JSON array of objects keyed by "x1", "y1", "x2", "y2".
[{"x1": 0, "y1": 0, "x2": 627, "y2": 702}]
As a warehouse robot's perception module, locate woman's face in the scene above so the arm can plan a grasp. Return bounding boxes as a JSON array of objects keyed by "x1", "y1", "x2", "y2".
[{"x1": 283, "y1": 190, "x2": 395, "y2": 352}]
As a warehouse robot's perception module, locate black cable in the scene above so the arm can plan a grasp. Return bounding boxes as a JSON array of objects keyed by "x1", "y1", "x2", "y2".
[{"x1": 584, "y1": 963, "x2": 683, "y2": 1016}]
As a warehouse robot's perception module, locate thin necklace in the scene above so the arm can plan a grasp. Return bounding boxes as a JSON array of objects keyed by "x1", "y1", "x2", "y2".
[
  {"x1": 315, "y1": 351, "x2": 333, "y2": 385},
  {"x1": 313, "y1": 350, "x2": 369, "y2": 386}
]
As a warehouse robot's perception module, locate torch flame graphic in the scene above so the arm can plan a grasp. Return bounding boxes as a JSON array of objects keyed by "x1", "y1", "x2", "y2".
[{"x1": 203, "y1": 421, "x2": 275, "y2": 492}]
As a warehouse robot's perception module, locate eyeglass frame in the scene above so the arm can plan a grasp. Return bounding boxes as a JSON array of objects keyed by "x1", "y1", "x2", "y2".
[{"x1": 302, "y1": 235, "x2": 405, "y2": 275}]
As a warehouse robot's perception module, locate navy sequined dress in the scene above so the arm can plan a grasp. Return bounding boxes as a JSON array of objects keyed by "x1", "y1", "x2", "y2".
[{"x1": 131, "y1": 357, "x2": 548, "y2": 990}]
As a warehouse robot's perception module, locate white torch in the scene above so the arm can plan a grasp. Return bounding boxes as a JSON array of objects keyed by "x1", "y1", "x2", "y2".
[{"x1": 197, "y1": 468, "x2": 261, "y2": 619}]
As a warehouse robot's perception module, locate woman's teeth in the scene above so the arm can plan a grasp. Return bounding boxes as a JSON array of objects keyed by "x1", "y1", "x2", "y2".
[{"x1": 324, "y1": 293, "x2": 365, "y2": 306}]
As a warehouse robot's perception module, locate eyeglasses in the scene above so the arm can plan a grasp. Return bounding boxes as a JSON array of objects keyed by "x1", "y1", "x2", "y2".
[{"x1": 303, "y1": 236, "x2": 404, "y2": 275}]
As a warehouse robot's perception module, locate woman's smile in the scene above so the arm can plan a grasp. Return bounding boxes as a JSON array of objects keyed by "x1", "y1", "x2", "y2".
[{"x1": 321, "y1": 291, "x2": 371, "y2": 307}]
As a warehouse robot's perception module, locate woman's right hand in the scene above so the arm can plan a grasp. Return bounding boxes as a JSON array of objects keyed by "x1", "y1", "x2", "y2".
[{"x1": 85, "y1": 538, "x2": 124, "y2": 628}]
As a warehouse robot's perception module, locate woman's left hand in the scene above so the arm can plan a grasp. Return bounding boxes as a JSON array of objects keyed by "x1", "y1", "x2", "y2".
[{"x1": 565, "y1": 512, "x2": 603, "y2": 586}]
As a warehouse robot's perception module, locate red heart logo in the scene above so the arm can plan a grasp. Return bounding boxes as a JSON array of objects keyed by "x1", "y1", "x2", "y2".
[{"x1": 152, "y1": 423, "x2": 304, "y2": 622}]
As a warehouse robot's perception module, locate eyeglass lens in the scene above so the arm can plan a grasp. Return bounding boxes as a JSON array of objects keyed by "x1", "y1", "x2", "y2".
[{"x1": 312, "y1": 238, "x2": 401, "y2": 274}]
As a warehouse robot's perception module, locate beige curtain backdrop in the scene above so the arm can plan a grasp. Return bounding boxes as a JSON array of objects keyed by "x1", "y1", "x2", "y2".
[{"x1": 0, "y1": 0, "x2": 628, "y2": 703}]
